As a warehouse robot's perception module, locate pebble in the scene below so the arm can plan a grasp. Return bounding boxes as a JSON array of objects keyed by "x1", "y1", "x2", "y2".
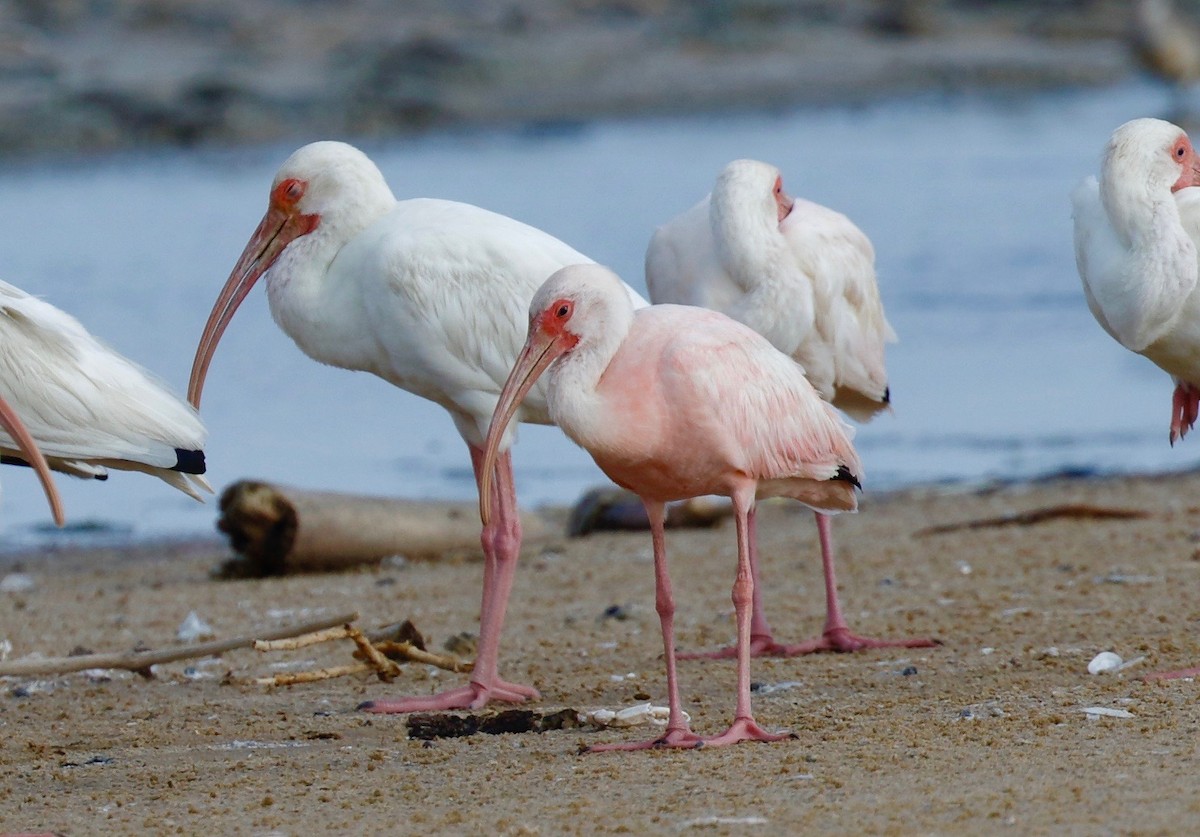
[
  {"x1": 1080, "y1": 706, "x2": 1134, "y2": 720},
  {"x1": 0, "y1": 573, "x2": 36, "y2": 593},
  {"x1": 581, "y1": 703, "x2": 685, "y2": 728},
  {"x1": 1087, "y1": 651, "x2": 1123, "y2": 674},
  {"x1": 176, "y1": 611, "x2": 216, "y2": 642}
]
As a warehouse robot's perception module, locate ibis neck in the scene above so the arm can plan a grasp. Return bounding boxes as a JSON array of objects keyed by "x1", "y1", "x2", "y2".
[
  {"x1": 1101, "y1": 167, "x2": 1180, "y2": 249},
  {"x1": 711, "y1": 199, "x2": 811, "y2": 355},
  {"x1": 265, "y1": 190, "x2": 398, "y2": 369}
]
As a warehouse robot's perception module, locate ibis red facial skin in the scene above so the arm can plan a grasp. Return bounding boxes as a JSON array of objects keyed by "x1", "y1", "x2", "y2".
[
  {"x1": 1073, "y1": 117, "x2": 1200, "y2": 682},
  {"x1": 188, "y1": 141, "x2": 648, "y2": 713},
  {"x1": 483, "y1": 263, "x2": 865, "y2": 750},
  {"x1": 646, "y1": 158, "x2": 935, "y2": 658}
]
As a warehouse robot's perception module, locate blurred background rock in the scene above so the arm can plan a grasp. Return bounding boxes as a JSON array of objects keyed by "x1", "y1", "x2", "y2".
[{"x1": 0, "y1": 0, "x2": 1156, "y2": 156}]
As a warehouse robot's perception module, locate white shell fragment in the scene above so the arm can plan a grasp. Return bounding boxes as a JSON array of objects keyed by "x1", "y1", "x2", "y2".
[
  {"x1": 0, "y1": 573, "x2": 36, "y2": 593},
  {"x1": 176, "y1": 611, "x2": 216, "y2": 642},
  {"x1": 580, "y1": 702, "x2": 687, "y2": 728},
  {"x1": 1080, "y1": 706, "x2": 1134, "y2": 720},
  {"x1": 681, "y1": 817, "x2": 770, "y2": 828},
  {"x1": 1087, "y1": 651, "x2": 1123, "y2": 674}
]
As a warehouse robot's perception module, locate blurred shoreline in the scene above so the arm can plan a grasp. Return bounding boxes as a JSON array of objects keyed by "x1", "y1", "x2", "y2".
[{"x1": 0, "y1": 0, "x2": 1138, "y2": 157}]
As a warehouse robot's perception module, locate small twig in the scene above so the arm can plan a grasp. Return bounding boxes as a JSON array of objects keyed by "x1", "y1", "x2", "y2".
[
  {"x1": 0, "y1": 611, "x2": 359, "y2": 678},
  {"x1": 914, "y1": 504, "x2": 1150, "y2": 537},
  {"x1": 345, "y1": 624, "x2": 401, "y2": 681},
  {"x1": 368, "y1": 641, "x2": 473, "y2": 674},
  {"x1": 254, "y1": 624, "x2": 355, "y2": 651},
  {"x1": 255, "y1": 663, "x2": 374, "y2": 686},
  {"x1": 251, "y1": 616, "x2": 468, "y2": 687}
]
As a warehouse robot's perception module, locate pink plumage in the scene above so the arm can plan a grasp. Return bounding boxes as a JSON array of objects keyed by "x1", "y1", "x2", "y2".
[{"x1": 481, "y1": 263, "x2": 862, "y2": 750}]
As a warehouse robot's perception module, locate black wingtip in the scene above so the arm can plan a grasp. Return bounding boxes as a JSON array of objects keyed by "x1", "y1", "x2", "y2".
[
  {"x1": 882, "y1": 386, "x2": 891, "y2": 405},
  {"x1": 173, "y1": 448, "x2": 206, "y2": 475},
  {"x1": 832, "y1": 465, "x2": 861, "y2": 490}
]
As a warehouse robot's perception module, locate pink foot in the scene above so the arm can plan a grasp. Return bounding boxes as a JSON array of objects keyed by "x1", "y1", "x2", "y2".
[
  {"x1": 1170, "y1": 383, "x2": 1200, "y2": 445},
  {"x1": 702, "y1": 716, "x2": 795, "y2": 747},
  {"x1": 1144, "y1": 665, "x2": 1200, "y2": 681},
  {"x1": 682, "y1": 627, "x2": 939, "y2": 659},
  {"x1": 358, "y1": 678, "x2": 539, "y2": 714},
  {"x1": 585, "y1": 726, "x2": 706, "y2": 753}
]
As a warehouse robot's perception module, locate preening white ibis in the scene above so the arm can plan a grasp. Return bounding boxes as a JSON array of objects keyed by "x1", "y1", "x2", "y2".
[
  {"x1": 646, "y1": 158, "x2": 934, "y2": 656},
  {"x1": 1074, "y1": 117, "x2": 1200, "y2": 682},
  {"x1": 0, "y1": 279, "x2": 208, "y2": 505}
]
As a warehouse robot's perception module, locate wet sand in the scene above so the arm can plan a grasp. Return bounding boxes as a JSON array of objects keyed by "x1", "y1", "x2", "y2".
[{"x1": 2, "y1": 469, "x2": 1199, "y2": 833}]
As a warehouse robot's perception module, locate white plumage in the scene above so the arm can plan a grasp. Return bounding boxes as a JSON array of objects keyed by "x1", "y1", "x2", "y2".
[
  {"x1": 188, "y1": 140, "x2": 646, "y2": 713},
  {"x1": 1073, "y1": 117, "x2": 1200, "y2": 443},
  {"x1": 643, "y1": 158, "x2": 933, "y2": 658},
  {"x1": 646, "y1": 158, "x2": 894, "y2": 420},
  {"x1": 0, "y1": 279, "x2": 209, "y2": 500}
]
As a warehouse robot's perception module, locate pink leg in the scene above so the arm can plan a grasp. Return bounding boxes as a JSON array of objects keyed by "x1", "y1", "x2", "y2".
[
  {"x1": 1170, "y1": 382, "x2": 1200, "y2": 445},
  {"x1": 360, "y1": 445, "x2": 538, "y2": 713},
  {"x1": 686, "y1": 512, "x2": 937, "y2": 658},
  {"x1": 589, "y1": 501, "x2": 705, "y2": 752},
  {"x1": 702, "y1": 491, "x2": 792, "y2": 747}
]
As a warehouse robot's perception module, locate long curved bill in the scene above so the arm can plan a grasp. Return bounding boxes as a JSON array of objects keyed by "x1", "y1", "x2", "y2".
[
  {"x1": 187, "y1": 206, "x2": 313, "y2": 408},
  {"x1": 478, "y1": 327, "x2": 568, "y2": 526},
  {"x1": 0, "y1": 394, "x2": 64, "y2": 527}
]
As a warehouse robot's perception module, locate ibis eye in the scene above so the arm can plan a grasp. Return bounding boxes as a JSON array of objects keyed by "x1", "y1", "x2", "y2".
[{"x1": 556, "y1": 304, "x2": 570, "y2": 318}]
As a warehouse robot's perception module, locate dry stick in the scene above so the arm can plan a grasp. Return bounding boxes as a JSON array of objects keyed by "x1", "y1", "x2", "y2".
[
  {"x1": 254, "y1": 624, "x2": 355, "y2": 652},
  {"x1": 255, "y1": 663, "x2": 374, "y2": 687},
  {"x1": 372, "y1": 641, "x2": 474, "y2": 674},
  {"x1": 345, "y1": 624, "x2": 401, "y2": 680},
  {"x1": 913, "y1": 504, "x2": 1150, "y2": 537},
  {"x1": 252, "y1": 620, "x2": 471, "y2": 687},
  {"x1": 0, "y1": 611, "x2": 359, "y2": 678},
  {"x1": 255, "y1": 620, "x2": 416, "y2": 652}
]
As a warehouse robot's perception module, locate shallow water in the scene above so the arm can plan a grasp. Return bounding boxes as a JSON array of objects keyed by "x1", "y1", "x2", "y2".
[{"x1": 0, "y1": 79, "x2": 1193, "y2": 544}]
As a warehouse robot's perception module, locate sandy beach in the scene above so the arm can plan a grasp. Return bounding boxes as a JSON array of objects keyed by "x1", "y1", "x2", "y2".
[
  {"x1": 1, "y1": 1, "x2": 1198, "y2": 834},
  {"x1": 2, "y1": 468, "x2": 1199, "y2": 833}
]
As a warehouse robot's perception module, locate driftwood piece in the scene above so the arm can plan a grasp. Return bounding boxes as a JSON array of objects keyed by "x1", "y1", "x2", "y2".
[
  {"x1": 217, "y1": 480, "x2": 550, "y2": 577},
  {"x1": 568, "y1": 487, "x2": 734, "y2": 537},
  {"x1": 913, "y1": 503, "x2": 1150, "y2": 537},
  {"x1": 0, "y1": 611, "x2": 359, "y2": 678}
]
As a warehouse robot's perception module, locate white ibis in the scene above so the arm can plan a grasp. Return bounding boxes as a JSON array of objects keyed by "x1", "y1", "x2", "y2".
[
  {"x1": 481, "y1": 264, "x2": 862, "y2": 749},
  {"x1": 187, "y1": 140, "x2": 646, "y2": 713},
  {"x1": 1073, "y1": 117, "x2": 1200, "y2": 681},
  {"x1": 646, "y1": 158, "x2": 934, "y2": 656},
  {"x1": 0, "y1": 279, "x2": 208, "y2": 503}
]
